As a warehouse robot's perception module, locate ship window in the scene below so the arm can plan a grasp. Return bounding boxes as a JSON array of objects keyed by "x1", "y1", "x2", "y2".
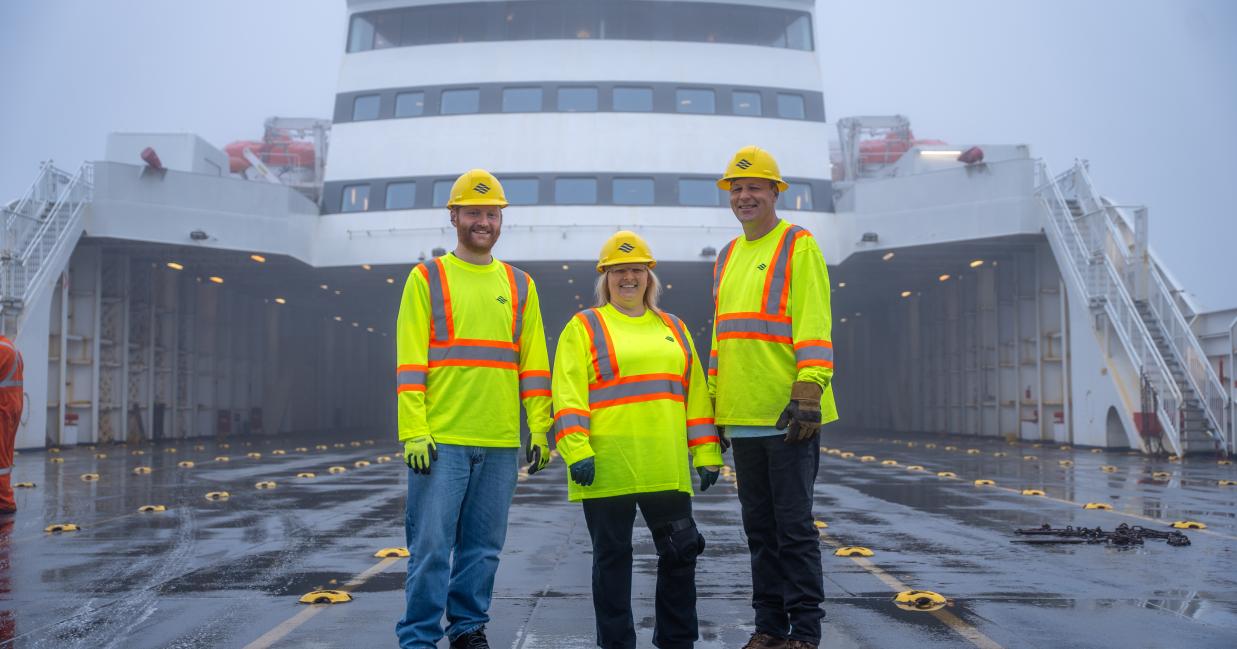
[
  {"x1": 372, "y1": 12, "x2": 401, "y2": 49},
  {"x1": 341, "y1": 184, "x2": 370, "y2": 212},
  {"x1": 613, "y1": 177, "x2": 655, "y2": 206},
  {"x1": 352, "y1": 94, "x2": 381, "y2": 121},
  {"x1": 558, "y1": 86, "x2": 598, "y2": 112},
  {"x1": 562, "y1": 1, "x2": 600, "y2": 39},
  {"x1": 433, "y1": 180, "x2": 453, "y2": 207},
  {"x1": 676, "y1": 88, "x2": 715, "y2": 114},
  {"x1": 385, "y1": 182, "x2": 417, "y2": 210},
  {"x1": 612, "y1": 86, "x2": 653, "y2": 112},
  {"x1": 778, "y1": 183, "x2": 814, "y2": 211},
  {"x1": 501, "y1": 178, "x2": 539, "y2": 205},
  {"x1": 732, "y1": 90, "x2": 763, "y2": 116},
  {"x1": 441, "y1": 88, "x2": 481, "y2": 115},
  {"x1": 395, "y1": 91, "x2": 425, "y2": 117},
  {"x1": 502, "y1": 87, "x2": 543, "y2": 113},
  {"x1": 777, "y1": 93, "x2": 806, "y2": 119},
  {"x1": 678, "y1": 179, "x2": 722, "y2": 206},
  {"x1": 786, "y1": 14, "x2": 814, "y2": 51},
  {"x1": 348, "y1": 15, "x2": 375, "y2": 52},
  {"x1": 555, "y1": 177, "x2": 597, "y2": 204}
]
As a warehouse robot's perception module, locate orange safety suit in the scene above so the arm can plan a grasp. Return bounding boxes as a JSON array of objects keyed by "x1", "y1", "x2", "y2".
[{"x1": 0, "y1": 335, "x2": 23, "y2": 513}]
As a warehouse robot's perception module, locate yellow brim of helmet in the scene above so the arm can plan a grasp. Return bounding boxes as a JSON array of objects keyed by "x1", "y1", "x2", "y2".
[
  {"x1": 717, "y1": 176, "x2": 789, "y2": 192},
  {"x1": 597, "y1": 258, "x2": 657, "y2": 273},
  {"x1": 448, "y1": 198, "x2": 508, "y2": 208}
]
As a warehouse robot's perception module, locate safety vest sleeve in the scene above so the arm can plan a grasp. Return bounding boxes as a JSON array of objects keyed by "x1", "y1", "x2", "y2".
[
  {"x1": 396, "y1": 266, "x2": 432, "y2": 442},
  {"x1": 517, "y1": 277, "x2": 553, "y2": 436},
  {"x1": 788, "y1": 235, "x2": 834, "y2": 389},
  {"x1": 551, "y1": 317, "x2": 595, "y2": 467},
  {"x1": 681, "y1": 326, "x2": 723, "y2": 469}
]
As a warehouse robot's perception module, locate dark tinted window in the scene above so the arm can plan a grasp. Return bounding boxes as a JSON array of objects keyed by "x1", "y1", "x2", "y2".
[
  {"x1": 501, "y1": 178, "x2": 539, "y2": 205},
  {"x1": 441, "y1": 88, "x2": 480, "y2": 114},
  {"x1": 777, "y1": 93, "x2": 806, "y2": 119},
  {"x1": 558, "y1": 87, "x2": 598, "y2": 112},
  {"x1": 341, "y1": 184, "x2": 370, "y2": 212},
  {"x1": 502, "y1": 87, "x2": 543, "y2": 112},
  {"x1": 613, "y1": 86, "x2": 653, "y2": 112},
  {"x1": 433, "y1": 180, "x2": 453, "y2": 207},
  {"x1": 676, "y1": 88, "x2": 715, "y2": 114},
  {"x1": 613, "y1": 177, "x2": 654, "y2": 205},
  {"x1": 555, "y1": 178, "x2": 597, "y2": 204},
  {"x1": 678, "y1": 179, "x2": 721, "y2": 206},
  {"x1": 347, "y1": 1, "x2": 813, "y2": 52},
  {"x1": 395, "y1": 91, "x2": 425, "y2": 117},
  {"x1": 732, "y1": 90, "x2": 762, "y2": 116},
  {"x1": 352, "y1": 95, "x2": 380, "y2": 121},
  {"x1": 779, "y1": 183, "x2": 814, "y2": 211},
  {"x1": 385, "y1": 182, "x2": 417, "y2": 209}
]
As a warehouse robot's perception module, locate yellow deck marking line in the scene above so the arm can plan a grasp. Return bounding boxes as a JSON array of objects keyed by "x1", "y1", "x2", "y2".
[
  {"x1": 819, "y1": 532, "x2": 1003, "y2": 649},
  {"x1": 243, "y1": 556, "x2": 401, "y2": 649}
]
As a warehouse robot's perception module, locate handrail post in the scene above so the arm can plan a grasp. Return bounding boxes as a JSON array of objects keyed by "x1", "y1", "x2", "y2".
[{"x1": 1131, "y1": 207, "x2": 1149, "y2": 302}]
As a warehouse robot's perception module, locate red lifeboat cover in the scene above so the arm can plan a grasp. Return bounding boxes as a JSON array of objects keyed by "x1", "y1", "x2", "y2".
[{"x1": 224, "y1": 140, "x2": 263, "y2": 173}]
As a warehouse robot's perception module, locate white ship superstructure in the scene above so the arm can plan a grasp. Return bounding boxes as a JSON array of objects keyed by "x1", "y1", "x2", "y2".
[{"x1": 1, "y1": 0, "x2": 1232, "y2": 458}]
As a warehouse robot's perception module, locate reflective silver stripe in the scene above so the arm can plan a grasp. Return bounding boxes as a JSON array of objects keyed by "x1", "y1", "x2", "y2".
[
  {"x1": 580, "y1": 309, "x2": 616, "y2": 382},
  {"x1": 428, "y1": 345, "x2": 518, "y2": 365},
  {"x1": 423, "y1": 259, "x2": 451, "y2": 344},
  {"x1": 687, "y1": 422, "x2": 719, "y2": 443},
  {"x1": 508, "y1": 264, "x2": 530, "y2": 345},
  {"x1": 0, "y1": 340, "x2": 22, "y2": 388},
  {"x1": 397, "y1": 369, "x2": 426, "y2": 386},
  {"x1": 712, "y1": 239, "x2": 737, "y2": 301},
  {"x1": 763, "y1": 225, "x2": 804, "y2": 315},
  {"x1": 519, "y1": 374, "x2": 551, "y2": 393},
  {"x1": 795, "y1": 344, "x2": 834, "y2": 364},
  {"x1": 554, "y1": 411, "x2": 590, "y2": 433},
  {"x1": 0, "y1": 379, "x2": 22, "y2": 389},
  {"x1": 708, "y1": 351, "x2": 718, "y2": 373},
  {"x1": 0, "y1": 467, "x2": 12, "y2": 476},
  {"x1": 716, "y1": 318, "x2": 793, "y2": 339},
  {"x1": 589, "y1": 377, "x2": 684, "y2": 406}
]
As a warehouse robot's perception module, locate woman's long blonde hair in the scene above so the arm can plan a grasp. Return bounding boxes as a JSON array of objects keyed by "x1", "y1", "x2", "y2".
[{"x1": 594, "y1": 266, "x2": 662, "y2": 314}]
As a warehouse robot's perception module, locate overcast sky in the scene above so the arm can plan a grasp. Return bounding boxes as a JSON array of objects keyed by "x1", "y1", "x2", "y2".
[{"x1": 2, "y1": 0, "x2": 1234, "y2": 309}]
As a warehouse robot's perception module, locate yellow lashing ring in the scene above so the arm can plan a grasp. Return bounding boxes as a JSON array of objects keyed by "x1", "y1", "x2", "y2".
[
  {"x1": 1171, "y1": 521, "x2": 1206, "y2": 529},
  {"x1": 1100, "y1": 465, "x2": 1118, "y2": 473},
  {"x1": 1058, "y1": 460, "x2": 1074, "y2": 467},
  {"x1": 1021, "y1": 489, "x2": 1046, "y2": 496},
  {"x1": 1059, "y1": 445, "x2": 1072, "y2": 450},
  {"x1": 813, "y1": 520, "x2": 828, "y2": 529},
  {"x1": 45, "y1": 523, "x2": 80, "y2": 533},
  {"x1": 295, "y1": 447, "x2": 309, "y2": 452},
  {"x1": 355, "y1": 460, "x2": 371, "y2": 468},
  {"x1": 1023, "y1": 455, "x2": 1038, "y2": 461},
  {"x1": 133, "y1": 466, "x2": 152, "y2": 475},
  {"x1": 1218, "y1": 459, "x2": 1232, "y2": 466},
  {"x1": 138, "y1": 505, "x2": 167, "y2": 513},
  {"x1": 316, "y1": 444, "x2": 329, "y2": 451},
  {"x1": 374, "y1": 547, "x2": 411, "y2": 558},
  {"x1": 80, "y1": 473, "x2": 100, "y2": 482},
  {"x1": 219, "y1": 443, "x2": 231, "y2": 449},
  {"x1": 49, "y1": 457, "x2": 64, "y2": 464},
  {"x1": 95, "y1": 453, "x2": 108, "y2": 459},
  {"x1": 365, "y1": 439, "x2": 376, "y2": 445},
  {"x1": 925, "y1": 443, "x2": 937, "y2": 449},
  {"x1": 350, "y1": 441, "x2": 362, "y2": 447},
  {"x1": 247, "y1": 452, "x2": 263, "y2": 459},
  {"x1": 299, "y1": 589, "x2": 352, "y2": 605},
  {"x1": 215, "y1": 456, "x2": 230, "y2": 462},
  {"x1": 893, "y1": 590, "x2": 947, "y2": 612},
  {"x1": 376, "y1": 455, "x2": 393, "y2": 463},
  {"x1": 131, "y1": 450, "x2": 145, "y2": 456},
  {"x1": 1091, "y1": 448, "x2": 1104, "y2": 453},
  {"x1": 966, "y1": 449, "x2": 981, "y2": 455},
  {"x1": 973, "y1": 479, "x2": 996, "y2": 486},
  {"x1": 193, "y1": 444, "x2": 206, "y2": 451},
  {"x1": 992, "y1": 452, "x2": 1007, "y2": 457},
  {"x1": 333, "y1": 443, "x2": 345, "y2": 448},
  {"x1": 48, "y1": 447, "x2": 61, "y2": 453},
  {"x1": 1219, "y1": 480, "x2": 1237, "y2": 486},
  {"x1": 297, "y1": 472, "x2": 317, "y2": 479},
  {"x1": 881, "y1": 460, "x2": 899, "y2": 466},
  {"x1": 255, "y1": 481, "x2": 277, "y2": 489},
  {"x1": 164, "y1": 447, "x2": 177, "y2": 454},
  {"x1": 15, "y1": 482, "x2": 36, "y2": 488},
  {"x1": 1083, "y1": 502, "x2": 1112, "y2": 510},
  {"x1": 906, "y1": 465, "x2": 924, "y2": 471},
  {"x1": 827, "y1": 449, "x2": 842, "y2": 456},
  {"x1": 329, "y1": 466, "x2": 347, "y2": 474},
  {"x1": 906, "y1": 442, "x2": 918, "y2": 448},
  {"x1": 936, "y1": 471, "x2": 957, "y2": 479},
  {"x1": 272, "y1": 449, "x2": 287, "y2": 455},
  {"x1": 943, "y1": 446, "x2": 957, "y2": 451},
  {"x1": 834, "y1": 546, "x2": 875, "y2": 557},
  {"x1": 178, "y1": 461, "x2": 195, "y2": 469},
  {"x1": 859, "y1": 455, "x2": 876, "y2": 462},
  {"x1": 205, "y1": 491, "x2": 230, "y2": 501},
  {"x1": 1152, "y1": 471, "x2": 1171, "y2": 480},
  {"x1": 840, "y1": 452, "x2": 855, "y2": 459}
]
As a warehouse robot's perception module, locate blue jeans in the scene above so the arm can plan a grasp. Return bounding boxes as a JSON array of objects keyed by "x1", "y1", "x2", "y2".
[{"x1": 396, "y1": 444, "x2": 519, "y2": 649}]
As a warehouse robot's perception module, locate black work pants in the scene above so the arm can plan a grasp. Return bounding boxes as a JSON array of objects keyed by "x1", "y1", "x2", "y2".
[
  {"x1": 732, "y1": 434, "x2": 824, "y2": 643},
  {"x1": 581, "y1": 490, "x2": 699, "y2": 649}
]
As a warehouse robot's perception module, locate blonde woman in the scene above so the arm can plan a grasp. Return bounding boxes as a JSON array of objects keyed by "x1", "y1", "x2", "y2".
[{"x1": 552, "y1": 230, "x2": 722, "y2": 649}]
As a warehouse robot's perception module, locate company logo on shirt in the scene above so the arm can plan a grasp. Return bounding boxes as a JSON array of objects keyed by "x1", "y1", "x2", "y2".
[
  {"x1": 665, "y1": 336, "x2": 675, "y2": 342},
  {"x1": 496, "y1": 295, "x2": 508, "y2": 304},
  {"x1": 757, "y1": 263, "x2": 767, "y2": 270}
]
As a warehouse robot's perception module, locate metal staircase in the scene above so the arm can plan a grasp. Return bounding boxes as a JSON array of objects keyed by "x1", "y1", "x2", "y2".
[
  {"x1": 1036, "y1": 161, "x2": 1230, "y2": 455},
  {"x1": 1, "y1": 161, "x2": 93, "y2": 334}
]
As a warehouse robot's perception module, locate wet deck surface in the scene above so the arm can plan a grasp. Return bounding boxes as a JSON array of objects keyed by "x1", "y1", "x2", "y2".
[{"x1": 3, "y1": 430, "x2": 1236, "y2": 648}]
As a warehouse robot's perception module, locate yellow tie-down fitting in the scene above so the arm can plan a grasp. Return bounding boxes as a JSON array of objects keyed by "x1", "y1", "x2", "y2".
[{"x1": 893, "y1": 590, "x2": 947, "y2": 612}]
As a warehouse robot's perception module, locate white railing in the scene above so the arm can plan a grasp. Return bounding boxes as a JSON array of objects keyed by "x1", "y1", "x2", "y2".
[
  {"x1": 1070, "y1": 163, "x2": 1228, "y2": 450},
  {"x1": 1036, "y1": 161, "x2": 1185, "y2": 455},
  {"x1": 4, "y1": 163, "x2": 93, "y2": 310},
  {"x1": 2, "y1": 162, "x2": 72, "y2": 256}
]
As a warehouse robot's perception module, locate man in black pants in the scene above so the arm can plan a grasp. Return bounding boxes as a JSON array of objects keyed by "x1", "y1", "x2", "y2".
[{"x1": 708, "y1": 146, "x2": 838, "y2": 649}]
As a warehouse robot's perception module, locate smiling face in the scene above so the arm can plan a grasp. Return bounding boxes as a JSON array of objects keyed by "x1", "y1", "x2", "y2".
[
  {"x1": 728, "y1": 178, "x2": 779, "y2": 228},
  {"x1": 450, "y1": 205, "x2": 503, "y2": 254},
  {"x1": 605, "y1": 263, "x2": 649, "y2": 313}
]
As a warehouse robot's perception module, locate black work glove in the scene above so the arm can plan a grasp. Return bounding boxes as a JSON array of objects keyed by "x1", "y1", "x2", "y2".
[
  {"x1": 697, "y1": 466, "x2": 720, "y2": 492},
  {"x1": 775, "y1": 381, "x2": 823, "y2": 443},
  {"x1": 569, "y1": 457, "x2": 595, "y2": 486}
]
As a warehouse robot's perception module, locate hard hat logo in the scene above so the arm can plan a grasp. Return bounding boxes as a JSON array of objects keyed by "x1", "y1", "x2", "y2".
[
  {"x1": 736, "y1": 158, "x2": 753, "y2": 170},
  {"x1": 596, "y1": 231, "x2": 657, "y2": 272},
  {"x1": 717, "y1": 145, "x2": 789, "y2": 192},
  {"x1": 447, "y1": 169, "x2": 508, "y2": 208},
  {"x1": 473, "y1": 182, "x2": 490, "y2": 194},
  {"x1": 618, "y1": 243, "x2": 635, "y2": 253}
]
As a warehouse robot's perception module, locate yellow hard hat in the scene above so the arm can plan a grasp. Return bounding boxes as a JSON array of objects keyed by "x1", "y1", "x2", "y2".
[
  {"x1": 717, "y1": 145, "x2": 789, "y2": 192},
  {"x1": 447, "y1": 168, "x2": 508, "y2": 208},
  {"x1": 596, "y1": 231, "x2": 656, "y2": 272}
]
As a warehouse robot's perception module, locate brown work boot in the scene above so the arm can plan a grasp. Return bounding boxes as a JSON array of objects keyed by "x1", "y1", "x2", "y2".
[
  {"x1": 784, "y1": 640, "x2": 818, "y2": 649},
  {"x1": 741, "y1": 632, "x2": 789, "y2": 649}
]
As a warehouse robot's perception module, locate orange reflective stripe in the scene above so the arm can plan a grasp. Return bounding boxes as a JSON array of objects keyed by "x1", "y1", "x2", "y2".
[
  {"x1": 504, "y1": 263, "x2": 530, "y2": 345},
  {"x1": 707, "y1": 349, "x2": 718, "y2": 376},
  {"x1": 777, "y1": 228, "x2": 810, "y2": 314},
  {"x1": 577, "y1": 309, "x2": 619, "y2": 382}
]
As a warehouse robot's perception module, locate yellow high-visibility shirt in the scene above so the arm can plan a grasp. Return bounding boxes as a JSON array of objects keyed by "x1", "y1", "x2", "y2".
[
  {"x1": 708, "y1": 219, "x2": 837, "y2": 426},
  {"x1": 553, "y1": 303, "x2": 723, "y2": 502},
  {"x1": 396, "y1": 253, "x2": 552, "y2": 446}
]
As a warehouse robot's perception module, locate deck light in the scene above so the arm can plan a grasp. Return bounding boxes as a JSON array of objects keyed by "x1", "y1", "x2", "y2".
[
  {"x1": 386, "y1": 277, "x2": 395, "y2": 284},
  {"x1": 274, "y1": 297, "x2": 286, "y2": 305},
  {"x1": 362, "y1": 264, "x2": 372, "y2": 270},
  {"x1": 938, "y1": 274, "x2": 951, "y2": 282},
  {"x1": 882, "y1": 252, "x2": 895, "y2": 261},
  {"x1": 333, "y1": 316, "x2": 342, "y2": 321},
  {"x1": 208, "y1": 276, "x2": 224, "y2": 284},
  {"x1": 320, "y1": 284, "x2": 329, "y2": 290},
  {"x1": 900, "y1": 290, "x2": 912, "y2": 298},
  {"x1": 250, "y1": 254, "x2": 266, "y2": 263},
  {"x1": 920, "y1": 150, "x2": 963, "y2": 157},
  {"x1": 837, "y1": 282, "x2": 846, "y2": 288},
  {"x1": 352, "y1": 322, "x2": 359, "y2": 327},
  {"x1": 166, "y1": 262, "x2": 184, "y2": 270},
  {"x1": 969, "y1": 259, "x2": 984, "y2": 268}
]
